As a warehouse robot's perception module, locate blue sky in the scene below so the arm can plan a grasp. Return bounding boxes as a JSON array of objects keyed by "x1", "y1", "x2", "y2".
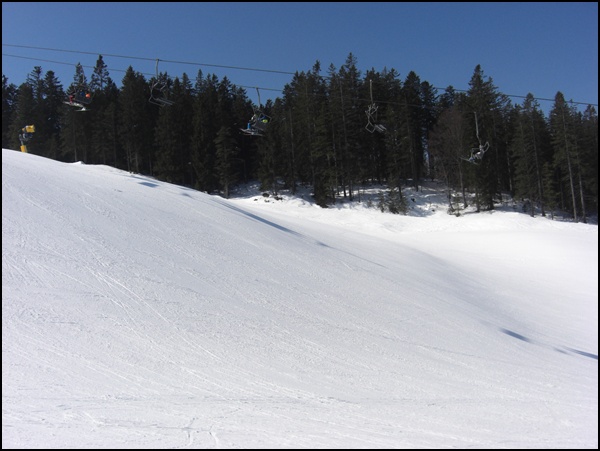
[{"x1": 2, "y1": 2, "x2": 598, "y2": 114}]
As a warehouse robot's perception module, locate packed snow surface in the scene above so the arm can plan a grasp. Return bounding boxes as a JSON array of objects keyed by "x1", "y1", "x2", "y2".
[{"x1": 2, "y1": 148, "x2": 597, "y2": 448}]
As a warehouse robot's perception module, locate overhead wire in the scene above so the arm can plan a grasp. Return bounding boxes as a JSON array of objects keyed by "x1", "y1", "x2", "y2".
[
  {"x1": 3, "y1": 44, "x2": 296, "y2": 75},
  {"x1": 2, "y1": 43, "x2": 598, "y2": 108},
  {"x1": 2, "y1": 52, "x2": 283, "y2": 94}
]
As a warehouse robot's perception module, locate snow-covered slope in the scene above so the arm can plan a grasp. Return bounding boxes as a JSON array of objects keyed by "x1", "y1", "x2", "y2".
[{"x1": 2, "y1": 148, "x2": 597, "y2": 448}]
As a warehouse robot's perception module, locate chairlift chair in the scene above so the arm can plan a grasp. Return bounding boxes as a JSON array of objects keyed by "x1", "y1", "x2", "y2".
[
  {"x1": 64, "y1": 72, "x2": 93, "y2": 111},
  {"x1": 241, "y1": 111, "x2": 271, "y2": 136},
  {"x1": 240, "y1": 88, "x2": 270, "y2": 136},
  {"x1": 149, "y1": 59, "x2": 175, "y2": 107},
  {"x1": 365, "y1": 104, "x2": 386, "y2": 133},
  {"x1": 463, "y1": 112, "x2": 490, "y2": 164},
  {"x1": 65, "y1": 89, "x2": 92, "y2": 111},
  {"x1": 365, "y1": 79, "x2": 387, "y2": 133}
]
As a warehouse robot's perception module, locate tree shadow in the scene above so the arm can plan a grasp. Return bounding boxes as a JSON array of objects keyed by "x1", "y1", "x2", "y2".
[
  {"x1": 500, "y1": 328, "x2": 531, "y2": 342},
  {"x1": 500, "y1": 327, "x2": 598, "y2": 360}
]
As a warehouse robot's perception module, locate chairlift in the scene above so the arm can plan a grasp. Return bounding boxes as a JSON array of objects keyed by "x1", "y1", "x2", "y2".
[
  {"x1": 241, "y1": 88, "x2": 271, "y2": 136},
  {"x1": 365, "y1": 79, "x2": 386, "y2": 133},
  {"x1": 149, "y1": 59, "x2": 175, "y2": 107},
  {"x1": 64, "y1": 97, "x2": 91, "y2": 111},
  {"x1": 64, "y1": 72, "x2": 93, "y2": 111},
  {"x1": 463, "y1": 112, "x2": 490, "y2": 164}
]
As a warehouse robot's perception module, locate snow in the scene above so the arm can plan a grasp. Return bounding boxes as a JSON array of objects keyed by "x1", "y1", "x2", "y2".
[{"x1": 2, "y1": 148, "x2": 597, "y2": 449}]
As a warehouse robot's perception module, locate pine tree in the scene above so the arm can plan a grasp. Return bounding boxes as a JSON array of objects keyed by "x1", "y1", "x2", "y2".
[
  {"x1": 541, "y1": 162, "x2": 559, "y2": 219},
  {"x1": 401, "y1": 71, "x2": 426, "y2": 189},
  {"x1": 8, "y1": 83, "x2": 35, "y2": 151},
  {"x1": 312, "y1": 103, "x2": 337, "y2": 207},
  {"x1": 61, "y1": 63, "x2": 94, "y2": 162},
  {"x1": 380, "y1": 68, "x2": 404, "y2": 187},
  {"x1": 510, "y1": 105, "x2": 535, "y2": 215},
  {"x1": 276, "y1": 100, "x2": 299, "y2": 194},
  {"x1": 428, "y1": 105, "x2": 470, "y2": 210},
  {"x1": 420, "y1": 80, "x2": 439, "y2": 178},
  {"x1": 283, "y1": 64, "x2": 326, "y2": 195},
  {"x1": 118, "y1": 66, "x2": 154, "y2": 173},
  {"x1": 90, "y1": 68, "x2": 120, "y2": 166},
  {"x1": 231, "y1": 84, "x2": 256, "y2": 184},
  {"x1": 256, "y1": 99, "x2": 286, "y2": 194},
  {"x1": 466, "y1": 65, "x2": 509, "y2": 210},
  {"x1": 362, "y1": 69, "x2": 389, "y2": 184},
  {"x1": 22, "y1": 67, "x2": 47, "y2": 155},
  {"x1": 153, "y1": 87, "x2": 179, "y2": 183},
  {"x1": 337, "y1": 53, "x2": 363, "y2": 200},
  {"x1": 579, "y1": 105, "x2": 598, "y2": 216},
  {"x1": 40, "y1": 70, "x2": 64, "y2": 160},
  {"x1": 2, "y1": 75, "x2": 18, "y2": 148},
  {"x1": 508, "y1": 95, "x2": 551, "y2": 216},
  {"x1": 214, "y1": 126, "x2": 238, "y2": 198},
  {"x1": 549, "y1": 92, "x2": 581, "y2": 221},
  {"x1": 191, "y1": 72, "x2": 220, "y2": 192},
  {"x1": 154, "y1": 75, "x2": 195, "y2": 185},
  {"x1": 90, "y1": 55, "x2": 113, "y2": 91}
]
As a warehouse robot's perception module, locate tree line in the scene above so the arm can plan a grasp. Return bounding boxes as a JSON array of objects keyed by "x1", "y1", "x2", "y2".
[{"x1": 2, "y1": 53, "x2": 597, "y2": 221}]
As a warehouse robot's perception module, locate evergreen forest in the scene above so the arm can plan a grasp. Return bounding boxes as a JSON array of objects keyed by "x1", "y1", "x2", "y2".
[{"x1": 2, "y1": 53, "x2": 598, "y2": 222}]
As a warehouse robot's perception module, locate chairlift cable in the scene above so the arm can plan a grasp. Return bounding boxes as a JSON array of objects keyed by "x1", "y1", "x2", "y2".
[{"x1": 3, "y1": 44, "x2": 598, "y2": 107}]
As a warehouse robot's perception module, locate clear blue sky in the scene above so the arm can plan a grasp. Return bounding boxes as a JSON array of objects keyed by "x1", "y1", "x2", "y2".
[{"x1": 2, "y1": 2, "x2": 598, "y2": 114}]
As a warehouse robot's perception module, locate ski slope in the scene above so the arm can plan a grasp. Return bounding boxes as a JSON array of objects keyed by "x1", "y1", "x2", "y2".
[{"x1": 2, "y1": 148, "x2": 597, "y2": 448}]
